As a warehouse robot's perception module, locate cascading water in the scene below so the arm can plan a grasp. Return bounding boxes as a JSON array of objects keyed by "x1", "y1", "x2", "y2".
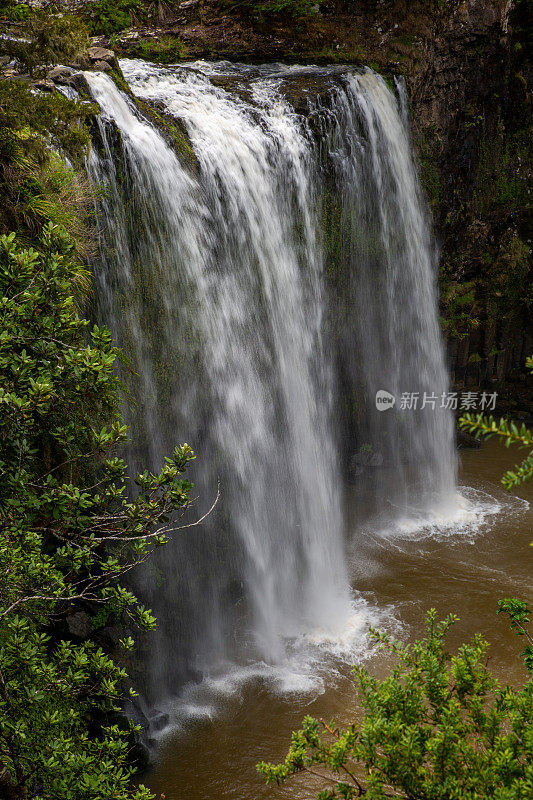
[
  {"x1": 85, "y1": 61, "x2": 457, "y2": 706},
  {"x1": 318, "y1": 71, "x2": 458, "y2": 526}
]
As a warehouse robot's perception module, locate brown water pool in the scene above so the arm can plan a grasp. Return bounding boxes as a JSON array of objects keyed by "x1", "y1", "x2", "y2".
[{"x1": 143, "y1": 438, "x2": 533, "y2": 800}]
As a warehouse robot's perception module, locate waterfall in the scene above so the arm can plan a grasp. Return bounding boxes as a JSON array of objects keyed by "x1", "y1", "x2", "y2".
[
  {"x1": 319, "y1": 71, "x2": 458, "y2": 523},
  {"x1": 85, "y1": 61, "x2": 456, "y2": 703}
]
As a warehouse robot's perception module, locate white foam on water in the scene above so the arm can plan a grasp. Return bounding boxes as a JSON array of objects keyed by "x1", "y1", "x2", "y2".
[
  {"x1": 376, "y1": 485, "x2": 528, "y2": 543},
  {"x1": 296, "y1": 595, "x2": 394, "y2": 656},
  {"x1": 150, "y1": 596, "x2": 398, "y2": 741}
]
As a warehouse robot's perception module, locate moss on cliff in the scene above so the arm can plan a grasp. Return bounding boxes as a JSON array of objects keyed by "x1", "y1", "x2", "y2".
[
  {"x1": 0, "y1": 77, "x2": 96, "y2": 248},
  {"x1": 2, "y1": 0, "x2": 530, "y2": 393}
]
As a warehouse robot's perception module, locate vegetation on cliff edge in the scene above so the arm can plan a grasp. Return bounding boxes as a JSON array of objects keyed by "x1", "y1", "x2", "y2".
[{"x1": 0, "y1": 223, "x2": 201, "y2": 799}]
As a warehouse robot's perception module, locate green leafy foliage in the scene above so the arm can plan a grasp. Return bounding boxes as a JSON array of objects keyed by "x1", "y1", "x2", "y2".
[
  {"x1": 459, "y1": 356, "x2": 533, "y2": 491},
  {"x1": 473, "y1": 124, "x2": 530, "y2": 214},
  {"x1": 1, "y1": 13, "x2": 89, "y2": 76},
  {"x1": 0, "y1": 78, "x2": 93, "y2": 160},
  {"x1": 1, "y1": 2, "x2": 33, "y2": 22},
  {"x1": 440, "y1": 281, "x2": 479, "y2": 339},
  {"x1": 0, "y1": 78, "x2": 96, "y2": 246},
  {"x1": 220, "y1": 0, "x2": 319, "y2": 20},
  {"x1": 0, "y1": 226, "x2": 198, "y2": 798},
  {"x1": 459, "y1": 417, "x2": 532, "y2": 489},
  {"x1": 85, "y1": 0, "x2": 145, "y2": 36},
  {"x1": 258, "y1": 611, "x2": 533, "y2": 799},
  {"x1": 499, "y1": 600, "x2": 533, "y2": 674}
]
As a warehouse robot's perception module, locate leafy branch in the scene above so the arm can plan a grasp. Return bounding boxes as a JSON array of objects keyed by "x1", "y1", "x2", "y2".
[
  {"x1": 0, "y1": 225, "x2": 213, "y2": 799},
  {"x1": 498, "y1": 599, "x2": 533, "y2": 673},
  {"x1": 459, "y1": 357, "x2": 533, "y2": 489},
  {"x1": 258, "y1": 610, "x2": 533, "y2": 799}
]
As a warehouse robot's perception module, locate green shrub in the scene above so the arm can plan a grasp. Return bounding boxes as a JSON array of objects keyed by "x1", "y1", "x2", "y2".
[
  {"x1": 259, "y1": 610, "x2": 533, "y2": 799},
  {"x1": 0, "y1": 225, "x2": 197, "y2": 799},
  {"x1": 2, "y1": 13, "x2": 89, "y2": 75},
  {"x1": 0, "y1": 78, "x2": 95, "y2": 244},
  {"x1": 221, "y1": 0, "x2": 319, "y2": 20},
  {"x1": 86, "y1": 0, "x2": 144, "y2": 35},
  {"x1": 2, "y1": 2, "x2": 33, "y2": 21}
]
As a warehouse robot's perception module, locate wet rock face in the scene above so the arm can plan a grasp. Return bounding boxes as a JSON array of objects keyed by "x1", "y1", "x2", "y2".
[
  {"x1": 411, "y1": 0, "x2": 508, "y2": 137},
  {"x1": 73, "y1": 46, "x2": 119, "y2": 71},
  {"x1": 47, "y1": 65, "x2": 76, "y2": 83},
  {"x1": 66, "y1": 610, "x2": 92, "y2": 638}
]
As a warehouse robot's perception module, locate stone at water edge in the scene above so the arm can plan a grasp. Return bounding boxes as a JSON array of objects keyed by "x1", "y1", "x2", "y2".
[
  {"x1": 47, "y1": 65, "x2": 75, "y2": 84},
  {"x1": 73, "y1": 46, "x2": 119, "y2": 72},
  {"x1": 33, "y1": 78, "x2": 56, "y2": 92}
]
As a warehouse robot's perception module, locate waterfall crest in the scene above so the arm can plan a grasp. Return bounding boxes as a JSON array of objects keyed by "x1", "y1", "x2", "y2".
[{"x1": 85, "y1": 61, "x2": 456, "y2": 703}]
